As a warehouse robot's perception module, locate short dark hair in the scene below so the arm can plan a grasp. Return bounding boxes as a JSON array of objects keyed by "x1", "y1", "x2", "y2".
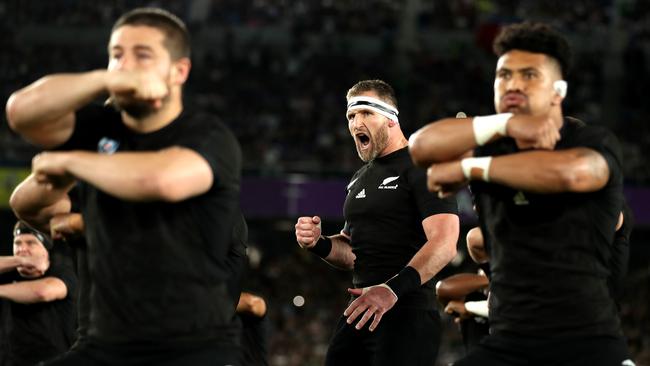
[
  {"x1": 493, "y1": 22, "x2": 571, "y2": 77},
  {"x1": 13, "y1": 221, "x2": 52, "y2": 250},
  {"x1": 112, "y1": 7, "x2": 190, "y2": 60},
  {"x1": 347, "y1": 79, "x2": 398, "y2": 108}
]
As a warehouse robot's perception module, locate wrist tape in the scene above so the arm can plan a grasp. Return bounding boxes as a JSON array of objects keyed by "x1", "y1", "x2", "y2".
[
  {"x1": 472, "y1": 113, "x2": 512, "y2": 145},
  {"x1": 461, "y1": 157, "x2": 492, "y2": 182}
]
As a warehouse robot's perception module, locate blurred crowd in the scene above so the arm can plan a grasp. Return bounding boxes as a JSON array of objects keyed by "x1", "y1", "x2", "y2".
[{"x1": 1, "y1": 0, "x2": 650, "y2": 182}]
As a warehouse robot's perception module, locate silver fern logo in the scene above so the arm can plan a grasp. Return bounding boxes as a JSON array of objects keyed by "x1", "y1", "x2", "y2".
[{"x1": 378, "y1": 176, "x2": 399, "y2": 189}]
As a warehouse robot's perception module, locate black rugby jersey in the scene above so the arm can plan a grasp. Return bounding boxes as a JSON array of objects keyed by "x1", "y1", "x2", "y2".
[
  {"x1": 343, "y1": 147, "x2": 458, "y2": 307},
  {"x1": 472, "y1": 117, "x2": 624, "y2": 338}
]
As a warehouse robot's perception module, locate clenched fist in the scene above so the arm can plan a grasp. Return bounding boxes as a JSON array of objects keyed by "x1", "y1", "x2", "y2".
[{"x1": 295, "y1": 216, "x2": 322, "y2": 249}]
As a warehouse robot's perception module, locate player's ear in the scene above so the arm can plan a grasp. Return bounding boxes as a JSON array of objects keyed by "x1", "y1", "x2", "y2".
[{"x1": 171, "y1": 57, "x2": 191, "y2": 85}]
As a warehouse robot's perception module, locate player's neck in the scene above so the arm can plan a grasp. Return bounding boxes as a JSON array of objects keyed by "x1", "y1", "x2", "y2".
[{"x1": 379, "y1": 135, "x2": 408, "y2": 157}]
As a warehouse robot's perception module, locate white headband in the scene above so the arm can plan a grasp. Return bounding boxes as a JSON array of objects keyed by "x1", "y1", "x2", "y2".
[{"x1": 347, "y1": 96, "x2": 399, "y2": 123}]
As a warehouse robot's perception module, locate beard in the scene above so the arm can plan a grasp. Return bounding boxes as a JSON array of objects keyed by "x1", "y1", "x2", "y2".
[
  {"x1": 356, "y1": 122, "x2": 389, "y2": 162},
  {"x1": 111, "y1": 96, "x2": 157, "y2": 119},
  {"x1": 110, "y1": 83, "x2": 172, "y2": 119}
]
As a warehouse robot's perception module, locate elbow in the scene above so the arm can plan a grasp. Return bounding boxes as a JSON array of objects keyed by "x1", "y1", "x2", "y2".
[
  {"x1": 32, "y1": 287, "x2": 65, "y2": 303},
  {"x1": 6, "y1": 91, "x2": 33, "y2": 134},
  {"x1": 9, "y1": 191, "x2": 36, "y2": 224},
  {"x1": 139, "y1": 171, "x2": 186, "y2": 202},
  {"x1": 409, "y1": 128, "x2": 450, "y2": 168},
  {"x1": 6, "y1": 93, "x2": 22, "y2": 132},
  {"x1": 557, "y1": 159, "x2": 605, "y2": 193},
  {"x1": 408, "y1": 131, "x2": 438, "y2": 167},
  {"x1": 408, "y1": 131, "x2": 428, "y2": 167}
]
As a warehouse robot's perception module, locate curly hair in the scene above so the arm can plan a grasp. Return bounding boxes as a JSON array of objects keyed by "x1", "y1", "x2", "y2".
[{"x1": 493, "y1": 22, "x2": 571, "y2": 77}]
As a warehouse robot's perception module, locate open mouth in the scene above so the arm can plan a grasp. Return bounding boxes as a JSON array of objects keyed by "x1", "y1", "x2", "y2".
[{"x1": 356, "y1": 133, "x2": 371, "y2": 149}]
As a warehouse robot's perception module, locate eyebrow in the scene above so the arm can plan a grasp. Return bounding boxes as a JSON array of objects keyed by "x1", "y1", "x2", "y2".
[
  {"x1": 498, "y1": 66, "x2": 539, "y2": 73},
  {"x1": 108, "y1": 44, "x2": 155, "y2": 53}
]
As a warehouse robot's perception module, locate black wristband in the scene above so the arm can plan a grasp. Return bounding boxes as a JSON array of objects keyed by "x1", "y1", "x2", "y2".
[
  {"x1": 385, "y1": 266, "x2": 421, "y2": 299},
  {"x1": 308, "y1": 235, "x2": 332, "y2": 258}
]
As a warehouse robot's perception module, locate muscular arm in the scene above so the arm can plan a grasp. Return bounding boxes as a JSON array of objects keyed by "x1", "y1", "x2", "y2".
[
  {"x1": 409, "y1": 117, "x2": 476, "y2": 166},
  {"x1": 407, "y1": 213, "x2": 459, "y2": 284},
  {"x1": 39, "y1": 147, "x2": 214, "y2": 202},
  {"x1": 409, "y1": 114, "x2": 558, "y2": 166},
  {"x1": 0, "y1": 277, "x2": 68, "y2": 304},
  {"x1": 6, "y1": 71, "x2": 109, "y2": 148},
  {"x1": 488, "y1": 147, "x2": 610, "y2": 193},
  {"x1": 322, "y1": 233, "x2": 356, "y2": 271},
  {"x1": 10, "y1": 174, "x2": 73, "y2": 232}
]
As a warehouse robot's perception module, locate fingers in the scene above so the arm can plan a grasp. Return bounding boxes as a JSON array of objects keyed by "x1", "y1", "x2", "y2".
[
  {"x1": 347, "y1": 288, "x2": 363, "y2": 296},
  {"x1": 294, "y1": 216, "x2": 321, "y2": 248},
  {"x1": 344, "y1": 302, "x2": 367, "y2": 326},
  {"x1": 343, "y1": 286, "x2": 395, "y2": 332},
  {"x1": 344, "y1": 300, "x2": 384, "y2": 332},
  {"x1": 368, "y1": 311, "x2": 384, "y2": 332},
  {"x1": 355, "y1": 307, "x2": 377, "y2": 330}
]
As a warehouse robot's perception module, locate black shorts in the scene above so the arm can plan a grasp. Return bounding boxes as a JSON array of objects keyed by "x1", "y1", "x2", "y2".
[
  {"x1": 40, "y1": 339, "x2": 240, "y2": 366},
  {"x1": 325, "y1": 304, "x2": 441, "y2": 366},
  {"x1": 453, "y1": 333, "x2": 633, "y2": 366}
]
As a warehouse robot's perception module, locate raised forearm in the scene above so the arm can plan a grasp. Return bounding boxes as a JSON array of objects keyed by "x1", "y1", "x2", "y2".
[
  {"x1": 0, "y1": 277, "x2": 67, "y2": 304},
  {"x1": 6, "y1": 71, "x2": 108, "y2": 147},
  {"x1": 488, "y1": 148, "x2": 609, "y2": 193},
  {"x1": 63, "y1": 148, "x2": 212, "y2": 202}
]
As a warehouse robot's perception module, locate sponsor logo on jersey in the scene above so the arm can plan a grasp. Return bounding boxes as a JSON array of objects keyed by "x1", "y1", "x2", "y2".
[
  {"x1": 98, "y1": 137, "x2": 120, "y2": 154},
  {"x1": 378, "y1": 176, "x2": 399, "y2": 189},
  {"x1": 355, "y1": 189, "x2": 366, "y2": 199},
  {"x1": 513, "y1": 191, "x2": 529, "y2": 205}
]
